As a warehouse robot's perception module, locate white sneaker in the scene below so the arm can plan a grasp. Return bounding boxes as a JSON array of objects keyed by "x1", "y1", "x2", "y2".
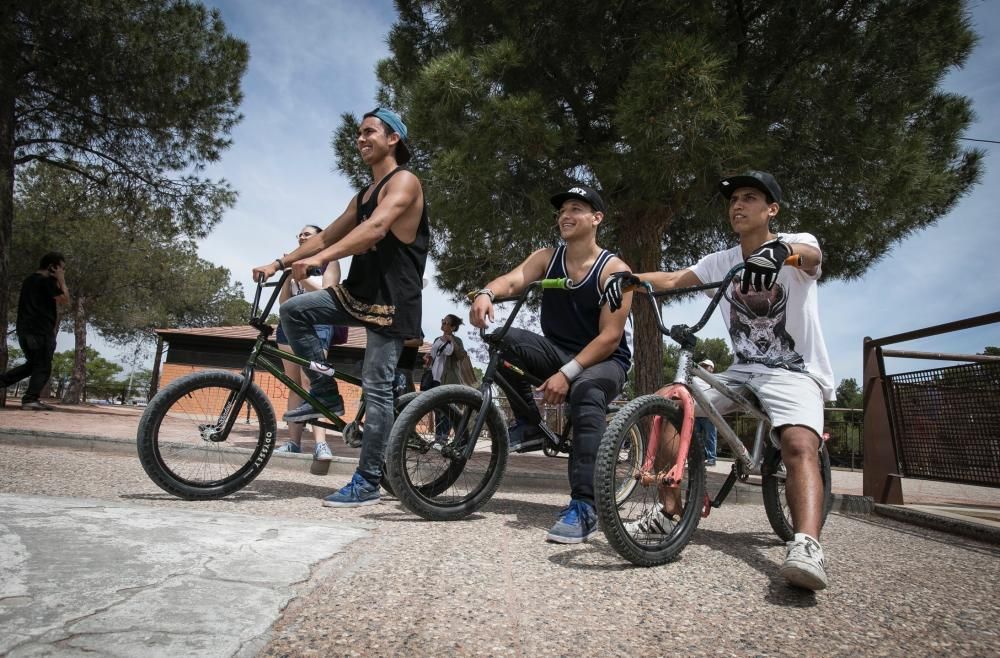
[
  {"x1": 313, "y1": 442, "x2": 333, "y2": 461},
  {"x1": 624, "y1": 506, "x2": 676, "y2": 540},
  {"x1": 780, "y1": 533, "x2": 828, "y2": 591}
]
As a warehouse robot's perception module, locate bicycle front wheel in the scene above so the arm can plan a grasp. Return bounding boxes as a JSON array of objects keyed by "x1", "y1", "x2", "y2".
[
  {"x1": 761, "y1": 441, "x2": 833, "y2": 541},
  {"x1": 385, "y1": 385, "x2": 508, "y2": 521},
  {"x1": 595, "y1": 394, "x2": 705, "y2": 567},
  {"x1": 137, "y1": 371, "x2": 278, "y2": 500},
  {"x1": 608, "y1": 411, "x2": 645, "y2": 505}
]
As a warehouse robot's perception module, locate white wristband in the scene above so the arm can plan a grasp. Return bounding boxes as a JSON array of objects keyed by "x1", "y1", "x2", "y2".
[{"x1": 559, "y1": 358, "x2": 584, "y2": 382}]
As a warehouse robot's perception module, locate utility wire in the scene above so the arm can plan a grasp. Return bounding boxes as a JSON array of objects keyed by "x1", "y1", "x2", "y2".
[{"x1": 960, "y1": 138, "x2": 1000, "y2": 144}]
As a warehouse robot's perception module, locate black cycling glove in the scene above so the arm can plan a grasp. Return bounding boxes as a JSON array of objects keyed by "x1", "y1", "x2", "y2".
[
  {"x1": 600, "y1": 271, "x2": 641, "y2": 312},
  {"x1": 741, "y1": 238, "x2": 790, "y2": 294}
]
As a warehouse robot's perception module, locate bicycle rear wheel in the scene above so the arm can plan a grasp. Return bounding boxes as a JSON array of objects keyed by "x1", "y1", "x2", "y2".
[
  {"x1": 595, "y1": 394, "x2": 705, "y2": 567},
  {"x1": 137, "y1": 371, "x2": 277, "y2": 500},
  {"x1": 761, "y1": 442, "x2": 834, "y2": 541},
  {"x1": 385, "y1": 385, "x2": 508, "y2": 521}
]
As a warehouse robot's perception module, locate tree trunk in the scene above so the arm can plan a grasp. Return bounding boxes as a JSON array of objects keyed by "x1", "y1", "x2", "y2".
[
  {"x1": 0, "y1": 4, "x2": 17, "y2": 407},
  {"x1": 63, "y1": 296, "x2": 88, "y2": 404},
  {"x1": 617, "y1": 208, "x2": 670, "y2": 395}
]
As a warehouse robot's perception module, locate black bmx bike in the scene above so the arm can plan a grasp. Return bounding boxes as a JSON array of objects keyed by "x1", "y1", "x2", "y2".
[
  {"x1": 136, "y1": 270, "x2": 415, "y2": 500},
  {"x1": 384, "y1": 278, "x2": 643, "y2": 521}
]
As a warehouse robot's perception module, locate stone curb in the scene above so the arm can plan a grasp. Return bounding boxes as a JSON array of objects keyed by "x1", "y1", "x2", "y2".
[
  {"x1": 0, "y1": 428, "x2": 760, "y2": 499},
  {"x1": 873, "y1": 503, "x2": 1000, "y2": 545}
]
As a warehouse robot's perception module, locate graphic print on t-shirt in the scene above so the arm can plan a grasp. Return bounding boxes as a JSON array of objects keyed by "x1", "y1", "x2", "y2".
[{"x1": 724, "y1": 279, "x2": 806, "y2": 372}]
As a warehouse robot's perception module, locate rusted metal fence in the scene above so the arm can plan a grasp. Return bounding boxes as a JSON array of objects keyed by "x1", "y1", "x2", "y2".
[
  {"x1": 886, "y1": 361, "x2": 1000, "y2": 488},
  {"x1": 863, "y1": 311, "x2": 1000, "y2": 503}
]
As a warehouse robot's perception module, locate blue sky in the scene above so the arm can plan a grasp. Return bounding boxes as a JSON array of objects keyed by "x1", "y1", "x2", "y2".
[{"x1": 66, "y1": 0, "x2": 999, "y2": 391}]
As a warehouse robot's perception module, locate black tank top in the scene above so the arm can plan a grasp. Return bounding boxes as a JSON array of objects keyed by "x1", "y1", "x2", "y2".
[
  {"x1": 540, "y1": 246, "x2": 631, "y2": 371},
  {"x1": 328, "y1": 166, "x2": 429, "y2": 338}
]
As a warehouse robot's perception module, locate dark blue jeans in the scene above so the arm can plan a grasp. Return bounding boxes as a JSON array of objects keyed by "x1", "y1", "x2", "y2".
[
  {"x1": 280, "y1": 290, "x2": 403, "y2": 485},
  {"x1": 695, "y1": 417, "x2": 718, "y2": 461},
  {"x1": 1, "y1": 333, "x2": 56, "y2": 403},
  {"x1": 500, "y1": 328, "x2": 627, "y2": 505}
]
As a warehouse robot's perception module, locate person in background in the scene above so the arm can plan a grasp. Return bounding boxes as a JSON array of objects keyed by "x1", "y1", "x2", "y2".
[
  {"x1": 273, "y1": 225, "x2": 342, "y2": 461},
  {"x1": 1, "y1": 252, "x2": 70, "y2": 410},
  {"x1": 424, "y1": 313, "x2": 477, "y2": 439},
  {"x1": 695, "y1": 358, "x2": 719, "y2": 466}
]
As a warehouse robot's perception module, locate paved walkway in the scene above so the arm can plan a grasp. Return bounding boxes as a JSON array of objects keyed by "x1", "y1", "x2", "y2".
[{"x1": 1, "y1": 402, "x2": 999, "y2": 656}]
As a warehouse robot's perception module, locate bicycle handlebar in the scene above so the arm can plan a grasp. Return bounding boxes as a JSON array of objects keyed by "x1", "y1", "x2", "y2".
[
  {"x1": 467, "y1": 278, "x2": 570, "y2": 343},
  {"x1": 249, "y1": 269, "x2": 292, "y2": 327},
  {"x1": 250, "y1": 266, "x2": 325, "y2": 327},
  {"x1": 638, "y1": 254, "x2": 802, "y2": 348}
]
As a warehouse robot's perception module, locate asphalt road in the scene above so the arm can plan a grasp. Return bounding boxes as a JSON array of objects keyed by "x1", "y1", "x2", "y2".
[{"x1": 1, "y1": 438, "x2": 998, "y2": 657}]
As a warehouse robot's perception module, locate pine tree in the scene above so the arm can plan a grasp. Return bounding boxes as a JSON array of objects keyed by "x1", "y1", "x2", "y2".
[
  {"x1": 1, "y1": 0, "x2": 248, "y2": 387},
  {"x1": 336, "y1": 0, "x2": 982, "y2": 393}
]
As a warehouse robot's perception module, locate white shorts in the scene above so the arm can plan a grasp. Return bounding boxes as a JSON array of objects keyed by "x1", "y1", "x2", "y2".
[{"x1": 695, "y1": 367, "x2": 824, "y2": 447}]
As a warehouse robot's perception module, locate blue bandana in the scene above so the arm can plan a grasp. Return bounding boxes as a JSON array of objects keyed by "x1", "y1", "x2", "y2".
[{"x1": 370, "y1": 108, "x2": 408, "y2": 141}]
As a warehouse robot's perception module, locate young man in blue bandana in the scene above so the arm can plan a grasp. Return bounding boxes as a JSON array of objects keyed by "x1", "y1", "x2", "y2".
[{"x1": 253, "y1": 108, "x2": 429, "y2": 507}]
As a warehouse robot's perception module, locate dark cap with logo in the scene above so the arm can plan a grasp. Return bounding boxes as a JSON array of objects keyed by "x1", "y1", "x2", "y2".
[
  {"x1": 550, "y1": 185, "x2": 606, "y2": 214},
  {"x1": 719, "y1": 171, "x2": 783, "y2": 204}
]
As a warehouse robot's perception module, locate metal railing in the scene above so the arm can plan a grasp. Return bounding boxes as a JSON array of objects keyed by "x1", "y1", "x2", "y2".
[{"x1": 862, "y1": 311, "x2": 1000, "y2": 504}]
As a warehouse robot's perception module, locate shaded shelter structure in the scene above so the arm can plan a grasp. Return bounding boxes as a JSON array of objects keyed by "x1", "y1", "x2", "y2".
[{"x1": 149, "y1": 325, "x2": 430, "y2": 420}]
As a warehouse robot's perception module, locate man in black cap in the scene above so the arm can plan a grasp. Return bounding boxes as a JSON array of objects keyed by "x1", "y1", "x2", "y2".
[
  {"x1": 470, "y1": 184, "x2": 633, "y2": 544},
  {"x1": 603, "y1": 170, "x2": 835, "y2": 591}
]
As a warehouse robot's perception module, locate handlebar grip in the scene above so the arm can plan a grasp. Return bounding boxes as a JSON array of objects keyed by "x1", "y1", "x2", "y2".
[
  {"x1": 784, "y1": 254, "x2": 803, "y2": 268},
  {"x1": 540, "y1": 277, "x2": 571, "y2": 289},
  {"x1": 306, "y1": 266, "x2": 323, "y2": 277}
]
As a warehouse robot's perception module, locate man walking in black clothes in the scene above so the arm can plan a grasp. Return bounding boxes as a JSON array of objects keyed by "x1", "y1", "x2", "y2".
[{"x1": 2, "y1": 252, "x2": 70, "y2": 409}]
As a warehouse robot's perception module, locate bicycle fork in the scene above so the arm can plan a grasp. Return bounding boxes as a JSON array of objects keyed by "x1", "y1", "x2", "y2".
[{"x1": 640, "y1": 384, "x2": 716, "y2": 518}]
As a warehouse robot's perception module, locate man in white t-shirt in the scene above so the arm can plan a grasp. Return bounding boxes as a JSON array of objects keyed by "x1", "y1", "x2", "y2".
[{"x1": 603, "y1": 170, "x2": 834, "y2": 591}]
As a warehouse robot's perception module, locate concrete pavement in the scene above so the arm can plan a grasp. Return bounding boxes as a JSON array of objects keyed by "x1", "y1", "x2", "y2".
[{"x1": 0, "y1": 494, "x2": 369, "y2": 657}]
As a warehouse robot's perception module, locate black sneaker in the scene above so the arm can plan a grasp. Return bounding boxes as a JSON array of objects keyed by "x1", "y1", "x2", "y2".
[{"x1": 507, "y1": 420, "x2": 545, "y2": 454}]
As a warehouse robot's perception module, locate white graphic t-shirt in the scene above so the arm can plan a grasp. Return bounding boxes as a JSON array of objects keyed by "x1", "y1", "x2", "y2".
[{"x1": 689, "y1": 232, "x2": 835, "y2": 401}]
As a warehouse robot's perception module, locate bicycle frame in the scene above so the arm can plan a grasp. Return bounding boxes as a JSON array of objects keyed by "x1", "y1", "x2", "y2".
[
  {"x1": 449, "y1": 279, "x2": 571, "y2": 461},
  {"x1": 637, "y1": 263, "x2": 777, "y2": 510},
  {"x1": 221, "y1": 270, "x2": 366, "y2": 436}
]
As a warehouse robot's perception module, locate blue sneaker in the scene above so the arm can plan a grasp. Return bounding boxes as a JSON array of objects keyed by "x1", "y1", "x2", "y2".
[
  {"x1": 322, "y1": 472, "x2": 381, "y2": 508},
  {"x1": 546, "y1": 499, "x2": 598, "y2": 544},
  {"x1": 507, "y1": 420, "x2": 545, "y2": 454},
  {"x1": 274, "y1": 441, "x2": 302, "y2": 454},
  {"x1": 284, "y1": 392, "x2": 346, "y2": 421}
]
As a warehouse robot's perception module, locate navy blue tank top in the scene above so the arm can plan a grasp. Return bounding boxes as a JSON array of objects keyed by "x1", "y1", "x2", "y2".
[
  {"x1": 329, "y1": 167, "x2": 429, "y2": 339},
  {"x1": 539, "y1": 246, "x2": 631, "y2": 371}
]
